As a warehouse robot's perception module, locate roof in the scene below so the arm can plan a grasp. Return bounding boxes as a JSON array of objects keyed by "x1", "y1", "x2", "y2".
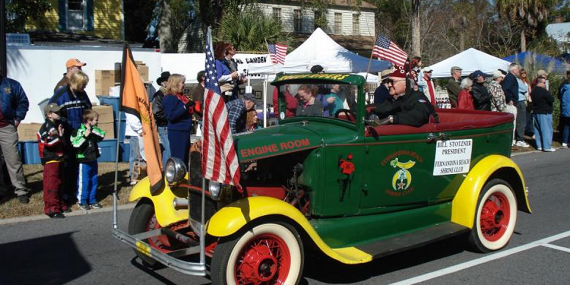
[
  {"x1": 429, "y1": 48, "x2": 511, "y2": 78},
  {"x1": 273, "y1": 73, "x2": 366, "y2": 85},
  {"x1": 258, "y1": 0, "x2": 376, "y2": 10},
  {"x1": 503, "y1": 51, "x2": 569, "y2": 74},
  {"x1": 546, "y1": 22, "x2": 570, "y2": 43}
]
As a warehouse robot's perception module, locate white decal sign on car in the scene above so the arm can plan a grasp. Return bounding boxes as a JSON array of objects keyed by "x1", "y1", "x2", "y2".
[{"x1": 433, "y1": 139, "x2": 473, "y2": 176}]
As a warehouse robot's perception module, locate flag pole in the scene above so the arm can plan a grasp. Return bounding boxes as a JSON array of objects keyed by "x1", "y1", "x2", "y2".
[
  {"x1": 365, "y1": 51, "x2": 374, "y2": 82},
  {"x1": 113, "y1": 43, "x2": 128, "y2": 229}
]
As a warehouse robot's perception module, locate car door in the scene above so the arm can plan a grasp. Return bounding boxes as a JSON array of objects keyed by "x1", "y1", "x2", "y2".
[{"x1": 360, "y1": 126, "x2": 466, "y2": 211}]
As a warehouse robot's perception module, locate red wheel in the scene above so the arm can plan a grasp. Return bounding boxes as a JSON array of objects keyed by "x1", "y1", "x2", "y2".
[
  {"x1": 128, "y1": 200, "x2": 181, "y2": 267},
  {"x1": 469, "y1": 179, "x2": 518, "y2": 252},
  {"x1": 211, "y1": 222, "x2": 304, "y2": 285}
]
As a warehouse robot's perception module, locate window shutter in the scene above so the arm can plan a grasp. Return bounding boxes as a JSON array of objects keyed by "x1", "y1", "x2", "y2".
[
  {"x1": 58, "y1": 0, "x2": 67, "y2": 31},
  {"x1": 86, "y1": 0, "x2": 94, "y2": 31}
]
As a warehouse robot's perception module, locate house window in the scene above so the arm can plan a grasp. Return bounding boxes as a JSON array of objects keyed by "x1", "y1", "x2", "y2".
[
  {"x1": 273, "y1": 8, "x2": 282, "y2": 24},
  {"x1": 352, "y1": 14, "x2": 360, "y2": 35},
  {"x1": 68, "y1": 0, "x2": 85, "y2": 30},
  {"x1": 294, "y1": 10, "x2": 302, "y2": 32},
  {"x1": 334, "y1": 13, "x2": 342, "y2": 34}
]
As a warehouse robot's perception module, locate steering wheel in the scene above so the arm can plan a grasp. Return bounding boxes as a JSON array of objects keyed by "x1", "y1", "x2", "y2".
[{"x1": 334, "y1": 109, "x2": 356, "y2": 122}]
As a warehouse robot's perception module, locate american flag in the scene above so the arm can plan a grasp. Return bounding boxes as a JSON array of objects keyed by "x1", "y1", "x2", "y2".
[
  {"x1": 268, "y1": 43, "x2": 287, "y2": 65},
  {"x1": 201, "y1": 27, "x2": 241, "y2": 190},
  {"x1": 372, "y1": 35, "x2": 408, "y2": 67}
]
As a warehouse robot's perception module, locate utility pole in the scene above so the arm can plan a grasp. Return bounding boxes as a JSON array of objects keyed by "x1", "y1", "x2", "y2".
[{"x1": 0, "y1": 0, "x2": 7, "y2": 77}]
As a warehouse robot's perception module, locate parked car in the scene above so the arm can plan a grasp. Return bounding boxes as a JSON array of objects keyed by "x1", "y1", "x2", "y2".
[{"x1": 113, "y1": 73, "x2": 531, "y2": 284}]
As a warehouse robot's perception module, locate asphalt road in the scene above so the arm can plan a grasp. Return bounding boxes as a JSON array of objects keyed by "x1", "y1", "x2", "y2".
[{"x1": 1, "y1": 149, "x2": 569, "y2": 285}]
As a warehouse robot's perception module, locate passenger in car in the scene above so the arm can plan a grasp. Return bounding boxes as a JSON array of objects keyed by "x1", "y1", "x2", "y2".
[
  {"x1": 296, "y1": 85, "x2": 323, "y2": 116},
  {"x1": 370, "y1": 71, "x2": 437, "y2": 127}
]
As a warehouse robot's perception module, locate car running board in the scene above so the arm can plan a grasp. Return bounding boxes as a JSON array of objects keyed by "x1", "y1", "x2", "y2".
[{"x1": 353, "y1": 222, "x2": 470, "y2": 259}]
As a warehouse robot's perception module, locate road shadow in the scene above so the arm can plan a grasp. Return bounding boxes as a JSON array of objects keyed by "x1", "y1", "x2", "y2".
[
  {"x1": 0, "y1": 231, "x2": 91, "y2": 284},
  {"x1": 301, "y1": 233, "x2": 469, "y2": 284}
]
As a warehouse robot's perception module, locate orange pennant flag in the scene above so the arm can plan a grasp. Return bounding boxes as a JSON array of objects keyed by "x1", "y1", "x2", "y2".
[{"x1": 120, "y1": 43, "x2": 165, "y2": 194}]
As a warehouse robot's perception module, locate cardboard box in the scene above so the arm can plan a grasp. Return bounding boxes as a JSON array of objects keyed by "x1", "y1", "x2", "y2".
[
  {"x1": 137, "y1": 64, "x2": 149, "y2": 82},
  {"x1": 17, "y1": 123, "x2": 42, "y2": 141},
  {"x1": 92, "y1": 105, "x2": 114, "y2": 123},
  {"x1": 95, "y1": 70, "x2": 119, "y2": 96},
  {"x1": 98, "y1": 122, "x2": 115, "y2": 139}
]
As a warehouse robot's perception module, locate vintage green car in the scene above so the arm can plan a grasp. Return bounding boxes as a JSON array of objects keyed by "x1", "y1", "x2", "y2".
[{"x1": 113, "y1": 73, "x2": 531, "y2": 285}]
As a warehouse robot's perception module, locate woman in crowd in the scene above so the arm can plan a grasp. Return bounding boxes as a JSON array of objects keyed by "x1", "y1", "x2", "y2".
[
  {"x1": 296, "y1": 85, "x2": 323, "y2": 116},
  {"x1": 457, "y1": 78, "x2": 474, "y2": 110},
  {"x1": 488, "y1": 70, "x2": 507, "y2": 112},
  {"x1": 163, "y1": 74, "x2": 196, "y2": 164},
  {"x1": 246, "y1": 109, "x2": 262, "y2": 131},
  {"x1": 521, "y1": 68, "x2": 534, "y2": 136},
  {"x1": 213, "y1": 42, "x2": 244, "y2": 102}
]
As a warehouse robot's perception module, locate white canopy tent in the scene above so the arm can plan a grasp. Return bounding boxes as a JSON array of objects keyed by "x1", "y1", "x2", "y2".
[
  {"x1": 247, "y1": 28, "x2": 391, "y2": 76},
  {"x1": 430, "y1": 48, "x2": 511, "y2": 78}
]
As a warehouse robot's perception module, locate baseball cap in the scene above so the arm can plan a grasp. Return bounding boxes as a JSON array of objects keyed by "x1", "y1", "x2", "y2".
[
  {"x1": 422, "y1": 66, "x2": 433, "y2": 73},
  {"x1": 243, "y1": 93, "x2": 255, "y2": 101},
  {"x1": 450, "y1": 66, "x2": 462, "y2": 73},
  {"x1": 537, "y1": 70, "x2": 549, "y2": 77},
  {"x1": 469, "y1": 70, "x2": 491, "y2": 79},
  {"x1": 493, "y1": 70, "x2": 505, "y2": 79},
  {"x1": 44, "y1": 103, "x2": 61, "y2": 115},
  {"x1": 66, "y1": 58, "x2": 86, "y2": 68}
]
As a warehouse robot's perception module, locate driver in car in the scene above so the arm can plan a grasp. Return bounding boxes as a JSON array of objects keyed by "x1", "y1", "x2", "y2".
[{"x1": 370, "y1": 68, "x2": 438, "y2": 127}]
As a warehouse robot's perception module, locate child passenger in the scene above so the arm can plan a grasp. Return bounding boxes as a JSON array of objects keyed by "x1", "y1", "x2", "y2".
[
  {"x1": 71, "y1": 110, "x2": 105, "y2": 210},
  {"x1": 38, "y1": 103, "x2": 69, "y2": 218}
]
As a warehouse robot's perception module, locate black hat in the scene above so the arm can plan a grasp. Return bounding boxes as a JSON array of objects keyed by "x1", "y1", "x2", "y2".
[
  {"x1": 310, "y1": 65, "x2": 324, "y2": 74},
  {"x1": 156, "y1": 71, "x2": 171, "y2": 85}
]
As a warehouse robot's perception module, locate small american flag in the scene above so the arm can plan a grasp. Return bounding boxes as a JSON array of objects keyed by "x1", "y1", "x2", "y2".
[
  {"x1": 268, "y1": 43, "x2": 287, "y2": 65},
  {"x1": 372, "y1": 35, "x2": 408, "y2": 67},
  {"x1": 201, "y1": 27, "x2": 241, "y2": 190}
]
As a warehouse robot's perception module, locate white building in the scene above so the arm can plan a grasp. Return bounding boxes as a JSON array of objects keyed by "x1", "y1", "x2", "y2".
[{"x1": 254, "y1": 0, "x2": 376, "y2": 37}]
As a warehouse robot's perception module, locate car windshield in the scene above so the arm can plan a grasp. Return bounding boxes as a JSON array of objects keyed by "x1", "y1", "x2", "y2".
[{"x1": 276, "y1": 83, "x2": 358, "y2": 121}]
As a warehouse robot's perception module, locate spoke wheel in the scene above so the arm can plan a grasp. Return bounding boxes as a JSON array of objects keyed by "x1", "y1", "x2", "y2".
[
  {"x1": 211, "y1": 222, "x2": 304, "y2": 285},
  {"x1": 128, "y1": 200, "x2": 180, "y2": 267},
  {"x1": 469, "y1": 179, "x2": 518, "y2": 252}
]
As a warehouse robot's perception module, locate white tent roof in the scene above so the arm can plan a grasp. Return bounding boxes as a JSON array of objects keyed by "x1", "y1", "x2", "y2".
[
  {"x1": 430, "y1": 48, "x2": 511, "y2": 78},
  {"x1": 248, "y1": 28, "x2": 391, "y2": 75}
]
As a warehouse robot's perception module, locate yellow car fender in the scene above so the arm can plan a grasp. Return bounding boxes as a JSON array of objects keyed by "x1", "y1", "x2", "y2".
[
  {"x1": 451, "y1": 155, "x2": 531, "y2": 228},
  {"x1": 129, "y1": 177, "x2": 188, "y2": 227},
  {"x1": 207, "y1": 196, "x2": 373, "y2": 264}
]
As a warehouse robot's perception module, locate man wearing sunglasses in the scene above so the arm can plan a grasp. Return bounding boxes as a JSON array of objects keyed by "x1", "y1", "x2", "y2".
[{"x1": 370, "y1": 68, "x2": 437, "y2": 127}]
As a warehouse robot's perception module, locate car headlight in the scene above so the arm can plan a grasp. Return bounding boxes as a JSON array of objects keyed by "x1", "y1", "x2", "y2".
[
  {"x1": 164, "y1": 157, "x2": 187, "y2": 185},
  {"x1": 209, "y1": 181, "x2": 222, "y2": 200}
]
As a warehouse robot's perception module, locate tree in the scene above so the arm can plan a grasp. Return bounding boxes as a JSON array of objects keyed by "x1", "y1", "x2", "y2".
[
  {"x1": 6, "y1": 0, "x2": 52, "y2": 33},
  {"x1": 151, "y1": 0, "x2": 195, "y2": 53},
  {"x1": 496, "y1": 0, "x2": 558, "y2": 52},
  {"x1": 411, "y1": 0, "x2": 420, "y2": 56},
  {"x1": 124, "y1": 0, "x2": 157, "y2": 43},
  {"x1": 216, "y1": 7, "x2": 286, "y2": 52}
]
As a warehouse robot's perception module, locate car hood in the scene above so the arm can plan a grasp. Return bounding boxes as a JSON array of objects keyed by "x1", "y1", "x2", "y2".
[{"x1": 233, "y1": 121, "x2": 357, "y2": 162}]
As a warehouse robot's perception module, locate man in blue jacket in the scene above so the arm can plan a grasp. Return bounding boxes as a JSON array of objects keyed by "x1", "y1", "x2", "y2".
[
  {"x1": 0, "y1": 75, "x2": 30, "y2": 203},
  {"x1": 501, "y1": 63, "x2": 520, "y2": 146}
]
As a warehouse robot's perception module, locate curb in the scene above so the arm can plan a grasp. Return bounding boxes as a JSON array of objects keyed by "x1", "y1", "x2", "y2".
[{"x1": 0, "y1": 203, "x2": 136, "y2": 226}]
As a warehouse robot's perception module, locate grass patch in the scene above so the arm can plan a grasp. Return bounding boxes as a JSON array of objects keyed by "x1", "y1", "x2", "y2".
[{"x1": 0, "y1": 162, "x2": 133, "y2": 219}]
